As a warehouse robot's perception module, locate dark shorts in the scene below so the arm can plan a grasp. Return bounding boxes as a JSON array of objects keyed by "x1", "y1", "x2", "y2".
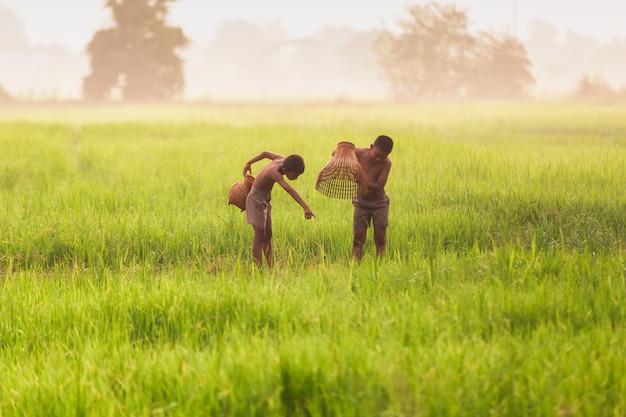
[
  {"x1": 352, "y1": 193, "x2": 389, "y2": 229},
  {"x1": 246, "y1": 187, "x2": 272, "y2": 229}
]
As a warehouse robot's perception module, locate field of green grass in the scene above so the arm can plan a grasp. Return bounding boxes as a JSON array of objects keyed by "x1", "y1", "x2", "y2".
[{"x1": 1, "y1": 103, "x2": 625, "y2": 416}]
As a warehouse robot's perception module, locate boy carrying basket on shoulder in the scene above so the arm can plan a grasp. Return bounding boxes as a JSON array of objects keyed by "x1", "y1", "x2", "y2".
[{"x1": 243, "y1": 151, "x2": 316, "y2": 267}]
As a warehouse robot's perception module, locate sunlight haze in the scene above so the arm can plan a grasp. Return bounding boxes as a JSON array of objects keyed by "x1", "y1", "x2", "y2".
[{"x1": 1, "y1": 0, "x2": 625, "y2": 100}]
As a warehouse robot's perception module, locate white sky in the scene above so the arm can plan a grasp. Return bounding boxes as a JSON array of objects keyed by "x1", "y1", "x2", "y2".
[{"x1": 1, "y1": 0, "x2": 625, "y2": 53}]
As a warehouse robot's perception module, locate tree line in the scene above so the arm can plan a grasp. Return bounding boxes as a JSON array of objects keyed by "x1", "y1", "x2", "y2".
[{"x1": 81, "y1": 0, "x2": 534, "y2": 102}]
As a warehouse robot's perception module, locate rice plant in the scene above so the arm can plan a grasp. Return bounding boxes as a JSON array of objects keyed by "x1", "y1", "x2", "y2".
[{"x1": 1, "y1": 103, "x2": 625, "y2": 416}]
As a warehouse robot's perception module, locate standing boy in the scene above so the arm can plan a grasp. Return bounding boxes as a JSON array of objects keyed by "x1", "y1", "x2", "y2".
[
  {"x1": 243, "y1": 151, "x2": 315, "y2": 267},
  {"x1": 352, "y1": 135, "x2": 394, "y2": 261}
]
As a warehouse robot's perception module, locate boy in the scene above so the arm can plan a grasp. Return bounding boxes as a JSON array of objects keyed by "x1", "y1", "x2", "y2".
[
  {"x1": 243, "y1": 151, "x2": 316, "y2": 267},
  {"x1": 352, "y1": 135, "x2": 394, "y2": 261}
]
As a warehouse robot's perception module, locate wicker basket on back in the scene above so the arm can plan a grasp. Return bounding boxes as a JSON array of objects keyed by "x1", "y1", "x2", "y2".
[
  {"x1": 316, "y1": 141, "x2": 367, "y2": 199},
  {"x1": 228, "y1": 175, "x2": 255, "y2": 211}
]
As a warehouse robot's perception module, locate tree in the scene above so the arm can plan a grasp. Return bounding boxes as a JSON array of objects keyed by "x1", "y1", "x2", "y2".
[
  {"x1": 374, "y1": 2, "x2": 476, "y2": 101},
  {"x1": 572, "y1": 75, "x2": 614, "y2": 102},
  {"x1": 468, "y1": 31, "x2": 534, "y2": 99},
  {"x1": 0, "y1": 85, "x2": 14, "y2": 102},
  {"x1": 0, "y1": 5, "x2": 29, "y2": 52},
  {"x1": 83, "y1": 0, "x2": 189, "y2": 101},
  {"x1": 374, "y1": 2, "x2": 534, "y2": 101}
]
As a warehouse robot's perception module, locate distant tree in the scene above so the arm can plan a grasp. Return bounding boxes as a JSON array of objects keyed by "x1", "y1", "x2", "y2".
[
  {"x1": 468, "y1": 31, "x2": 534, "y2": 99},
  {"x1": 374, "y1": 2, "x2": 476, "y2": 100},
  {"x1": 0, "y1": 85, "x2": 14, "y2": 102},
  {"x1": 83, "y1": 0, "x2": 189, "y2": 101},
  {"x1": 0, "y1": 5, "x2": 29, "y2": 52},
  {"x1": 374, "y1": 2, "x2": 534, "y2": 101},
  {"x1": 572, "y1": 75, "x2": 614, "y2": 102}
]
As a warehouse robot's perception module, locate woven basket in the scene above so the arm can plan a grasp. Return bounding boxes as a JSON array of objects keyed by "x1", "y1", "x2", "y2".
[
  {"x1": 316, "y1": 142, "x2": 367, "y2": 199},
  {"x1": 228, "y1": 175, "x2": 255, "y2": 211}
]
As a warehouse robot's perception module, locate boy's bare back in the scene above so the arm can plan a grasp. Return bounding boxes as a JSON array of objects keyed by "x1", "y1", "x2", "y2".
[{"x1": 251, "y1": 157, "x2": 285, "y2": 193}]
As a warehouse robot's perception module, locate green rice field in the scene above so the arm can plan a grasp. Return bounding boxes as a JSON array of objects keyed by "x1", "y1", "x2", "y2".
[{"x1": 1, "y1": 103, "x2": 625, "y2": 416}]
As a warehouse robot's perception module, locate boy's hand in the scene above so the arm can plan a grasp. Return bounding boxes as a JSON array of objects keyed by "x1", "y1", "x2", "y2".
[{"x1": 304, "y1": 208, "x2": 316, "y2": 219}]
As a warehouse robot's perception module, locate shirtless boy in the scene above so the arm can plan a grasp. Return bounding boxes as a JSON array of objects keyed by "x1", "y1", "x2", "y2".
[
  {"x1": 243, "y1": 151, "x2": 315, "y2": 267},
  {"x1": 352, "y1": 135, "x2": 394, "y2": 261}
]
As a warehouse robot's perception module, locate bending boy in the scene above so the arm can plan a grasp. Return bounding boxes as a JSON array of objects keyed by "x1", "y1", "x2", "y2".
[
  {"x1": 243, "y1": 152, "x2": 315, "y2": 267},
  {"x1": 352, "y1": 135, "x2": 394, "y2": 261}
]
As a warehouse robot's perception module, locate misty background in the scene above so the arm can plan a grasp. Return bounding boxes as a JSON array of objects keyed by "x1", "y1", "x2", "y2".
[{"x1": 1, "y1": 1, "x2": 625, "y2": 102}]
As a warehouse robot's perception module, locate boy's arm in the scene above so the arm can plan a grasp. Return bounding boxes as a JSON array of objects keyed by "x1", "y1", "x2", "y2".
[
  {"x1": 243, "y1": 151, "x2": 281, "y2": 176},
  {"x1": 276, "y1": 177, "x2": 316, "y2": 219},
  {"x1": 366, "y1": 160, "x2": 392, "y2": 194}
]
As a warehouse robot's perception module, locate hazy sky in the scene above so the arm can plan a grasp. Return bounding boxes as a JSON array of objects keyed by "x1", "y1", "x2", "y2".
[{"x1": 1, "y1": 0, "x2": 625, "y2": 53}]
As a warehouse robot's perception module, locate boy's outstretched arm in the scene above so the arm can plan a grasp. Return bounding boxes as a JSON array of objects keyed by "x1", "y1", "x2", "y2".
[
  {"x1": 276, "y1": 177, "x2": 316, "y2": 219},
  {"x1": 243, "y1": 151, "x2": 281, "y2": 176}
]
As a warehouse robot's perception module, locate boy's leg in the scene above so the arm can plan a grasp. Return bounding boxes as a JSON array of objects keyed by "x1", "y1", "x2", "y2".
[
  {"x1": 252, "y1": 225, "x2": 265, "y2": 266},
  {"x1": 372, "y1": 197, "x2": 389, "y2": 259},
  {"x1": 373, "y1": 226, "x2": 387, "y2": 258},
  {"x1": 249, "y1": 195, "x2": 271, "y2": 267},
  {"x1": 263, "y1": 218, "x2": 274, "y2": 267},
  {"x1": 352, "y1": 227, "x2": 367, "y2": 261},
  {"x1": 352, "y1": 204, "x2": 370, "y2": 261}
]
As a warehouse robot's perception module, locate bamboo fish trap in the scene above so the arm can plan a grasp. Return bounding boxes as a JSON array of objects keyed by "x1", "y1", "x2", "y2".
[
  {"x1": 315, "y1": 141, "x2": 367, "y2": 199},
  {"x1": 228, "y1": 175, "x2": 255, "y2": 211}
]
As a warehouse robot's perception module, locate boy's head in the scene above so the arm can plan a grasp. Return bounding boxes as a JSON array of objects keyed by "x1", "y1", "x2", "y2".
[
  {"x1": 373, "y1": 135, "x2": 393, "y2": 155},
  {"x1": 281, "y1": 154, "x2": 305, "y2": 180}
]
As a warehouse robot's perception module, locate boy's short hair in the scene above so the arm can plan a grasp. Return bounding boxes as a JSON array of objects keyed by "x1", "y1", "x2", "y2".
[
  {"x1": 282, "y1": 154, "x2": 305, "y2": 174},
  {"x1": 373, "y1": 135, "x2": 393, "y2": 154}
]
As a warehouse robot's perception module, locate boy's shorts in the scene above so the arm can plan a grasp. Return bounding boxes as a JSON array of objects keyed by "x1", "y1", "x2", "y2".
[
  {"x1": 246, "y1": 186, "x2": 272, "y2": 229},
  {"x1": 352, "y1": 193, "x2": 389, "y2": 229}
]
